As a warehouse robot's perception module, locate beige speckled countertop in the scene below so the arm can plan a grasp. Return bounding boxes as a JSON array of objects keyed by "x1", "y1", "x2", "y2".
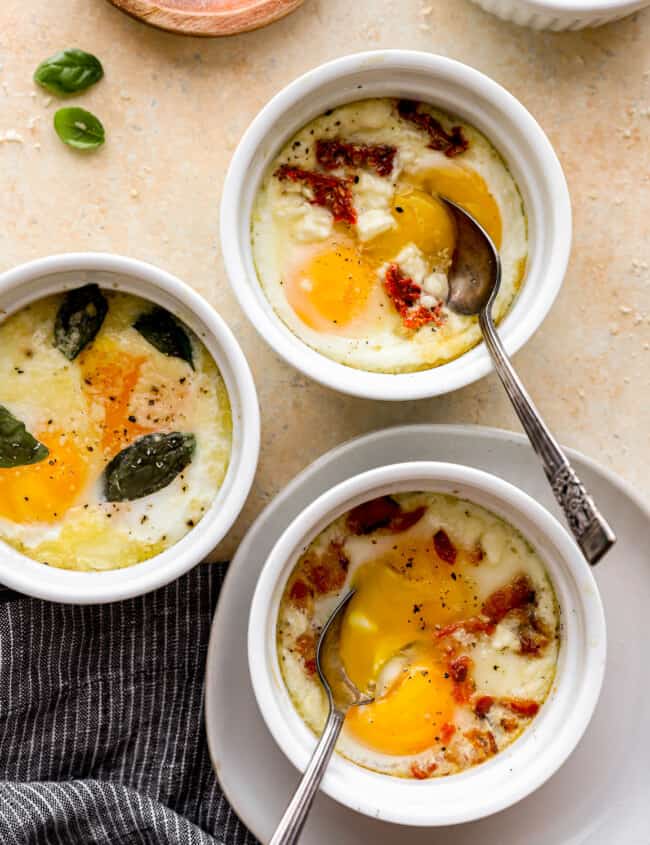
[{"x1": 1, "y1": 0, "x2": 649, "y2": 559}]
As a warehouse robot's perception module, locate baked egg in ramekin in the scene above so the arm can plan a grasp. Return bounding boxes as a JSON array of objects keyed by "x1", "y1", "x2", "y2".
[
  {"x1": 248, "y1": 462, "x2": 606, "y2": 826},
  {"x1": 0, "y1": 253, "x2": 260, "y2": 604},
  {"x1": 221, "y1": 50, "x2": 571, "y2": 401}
]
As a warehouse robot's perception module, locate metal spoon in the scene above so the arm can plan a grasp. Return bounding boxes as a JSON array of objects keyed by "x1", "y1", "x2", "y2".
[
  {"x1": 442, "y1": 197, "x2": 616, "y2": 565},
  {"x1": 270, "y1": 590, "x2": 372, "y2": 845}
]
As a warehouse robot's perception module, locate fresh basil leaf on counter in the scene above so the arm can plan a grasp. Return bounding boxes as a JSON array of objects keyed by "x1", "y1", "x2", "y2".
[
  {"x1": 0, "y1": 406, "x2": 49, "y2": 468},
  {"x1": 54, "y1": 284, "x2": 108, "y2": 360},
  {"x1": 104, "y1": 432, "x2": 196, "y2": 502},
  {"x1": 133, "y1": 306, "x2": 195, "y2": 369},
  {"x1": 34, "y1": 49, "x2": 104, "y2": 96},
  {"x1": 54, "y1": 107, "x2": 105, "y2": 150}
]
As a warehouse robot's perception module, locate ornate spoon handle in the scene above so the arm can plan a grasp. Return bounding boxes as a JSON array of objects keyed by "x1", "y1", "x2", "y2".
[
  {"x1": 270, "y1": 708, "x2": 345, "y2": 845},
  {"x1": 479, "y1": 310, "x2": 616, "y2": 564}
]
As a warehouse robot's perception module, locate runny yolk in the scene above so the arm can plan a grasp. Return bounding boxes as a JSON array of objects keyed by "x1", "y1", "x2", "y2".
[
  {"x1": 407, "y1": 165, "x2": 503, "y2": 248},
  {"x1": 339, "y1": 536, "x2": 480, "y2": 756},
  {"x1": 345, "y1": 655, "x2": 456, "y2": 756},
  {"x1": 0, "y1": 431, "x2": 88, "y2": 524},
  {"x1": 363, "y1": 188, "x2": 457, "y2": 268},
  {"x1": 287, "y1": 241, "x2": 377, "y2": 331},
  {"x1": 80, "y1": 340, "x2": 152, "y2": 456}
]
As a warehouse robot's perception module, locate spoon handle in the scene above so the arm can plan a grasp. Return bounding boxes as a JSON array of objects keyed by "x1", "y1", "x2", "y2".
[
  {"x1": 270, "y1": 708, "x2": 345, "y2": 845},
  {"x1": 479, "y1": 311, "x2": 616, "y2": 564}
]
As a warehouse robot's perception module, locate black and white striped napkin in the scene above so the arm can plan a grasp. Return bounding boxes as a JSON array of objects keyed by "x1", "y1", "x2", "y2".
[{"x1": 0, "y1": 566, "x2": 258, "y2": 845}]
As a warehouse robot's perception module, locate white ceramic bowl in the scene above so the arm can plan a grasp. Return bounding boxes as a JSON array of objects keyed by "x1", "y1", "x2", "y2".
[
  {"x1": 0, "y1": 253, "x2": 260, "y2": 604},
  {"x1": 248, "y1": 461, "x2": 606, "y2": 826},
  {"x1": 470, "y1": 0, "x2": 649, "y2": 30},
  {"x1": 221, "y1": 50, "x2": 572, "y2": 402}
]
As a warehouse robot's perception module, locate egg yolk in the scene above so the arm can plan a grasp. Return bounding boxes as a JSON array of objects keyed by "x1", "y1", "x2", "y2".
[
  {"x1": 407, "y1": 165, "x2": 502, "y2": 248},
  {"x1": 339, "y1": 536, "x2": 480, "y2": 756},
  {"x1": 80, "y1": 340, "x2": 152, "y2": 456},
  {"x1": 345, "y1": 655, "x2": 456, "y2": 756},
  {"x1": 363, "y1": 188, "x2": 457, "y2": 268},
  {"x1": 0, "y1": 431, "x2": 89, "y2": 524},
  {"x1": 287, "y1": 241, "x2": 378, "y2": 331}
]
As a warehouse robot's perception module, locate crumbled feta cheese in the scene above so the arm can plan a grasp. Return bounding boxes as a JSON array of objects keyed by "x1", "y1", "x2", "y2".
[
  {"x1": 422, "y1": 271, "x2": 449, "y2": 301},
  {"x1": 394, "y1": 243, "x2": 429, "y2": 285},
  {"x1": 0, "y1": 129, "x2": 23, "y2": 144},
  {"x1": 294, "y1": 205, "x2": 333, "y2": 242},
  {"x1": 353, "y1": 172, "x2": 395, "y2": 242}
]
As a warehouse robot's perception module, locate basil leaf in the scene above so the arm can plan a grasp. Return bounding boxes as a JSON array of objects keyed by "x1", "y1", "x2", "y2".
[
  {"x1": 34, "y1": 48, "x2": 103, "y2": 96},
  {"x1": 54, "y1": 284, "x2": 108, "y2": 360},
  {"x1": 54, "y1": 107, "x2": 105, "y2": 150},
  {"x1": 0, "y1": 406, "x2": 49, "y2": 468},
  {"x1": 104, "y1": 432, "x2": 196, "y2": 502},
  {"x1": 133, "y1": 307, "x2": 195, "y2": 369}
]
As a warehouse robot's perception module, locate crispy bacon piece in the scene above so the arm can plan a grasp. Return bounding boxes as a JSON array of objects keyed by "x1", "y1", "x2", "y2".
[
  {"x1": 518, "y1": 625, "x2": 550, "y2": 656},
  {"x1": 501, "y1": 698, "x2": 540, "y2": 718},
  {"x1": 347, "y1": 496, "x2": 400, "y2": 534},
  {"x1": 440, "y1": 722, "x2": 456, "y2": 745},
  {"x1": 433, "y1": 528, "x2": 457, "y2": 564},
  {"x1": 302, "y1": 541, "x2": 349, "y2": 595},
  {"x1": 288, "y1": 578, "x2": 312, "y2": 608},
  {"x1": 397, "y1": 99, "x2": 469, "y2": 158},
  {"x1": 295, "y1": 632, "x2": 317, "y2": 676},
  {"x1": 315, "y1": 138, "x2": 397, "y2": 177},
  {"x1": 388, "y1": 505, "x2": 426, "y2": 533},
  {"x1": 474, "y1": 696, "x2": 494, "y2": 719},
  {"x1": 464, "y1": 728, "x2": 498, "y2": 761},
  {"x1": 500, "y1": 717, "x2": 519, "y2": 733},
  {"x1": 482, "y1": 574, "x2": 535, "y2": 624},
  {"x1": 410, "y1": 760, "x2": 438, "y2": 779},
  {"x1": 384, "y1": 264, "x2": 445, "y2": 330},
  {"x1": 448, "y1": 655, "x2": 474, "y2": 703},
  {"x1": 468, "y1": 545, "x2": 484, "y2": 564},
  {"x1": 434, "y1": 617, "x2": 495, "y2": 640},
  {"x1": 274, "y1": 164, "x2": 356, "y2": 224}
]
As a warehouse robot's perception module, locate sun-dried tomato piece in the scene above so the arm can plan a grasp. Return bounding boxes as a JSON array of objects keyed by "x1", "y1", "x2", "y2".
[
  {"x1": 483, "y1": 575, "x2": 535, "y2": 624},
  {"x1": 347, "y1": 496, "x2": 401, "y2": 535},
  {"x1": 410, "y1": 760, "x2": 438, "y2": 779},
  {"x1": 274, "y1": 164, "x2": 356, "y2": 224},
  {"x1": 433, "y1": 529, "x2": 457, "y2": 564},
  {"x1": 464, "y1": 728, "x2": 498, "y2": 761},
  {"x1": 315, "y1": 138, "x2": 397, "y2": 177},
  {"x1": 501, "y1": 698, "x2": 540, "y2": 718},
  {"x1": 435, "y1": 617, "x2": 495, "y2": 640},
  {"x1": 474, "y1": 696, "x2": 494, "y2": 719},
  {"x1": 288, "y1": 579, "x2": 312, "y2": 608},
  {"x1": 397, "y1": 99, "x2": 469, "y2": 158},
  {"x1": 383, "y1": 264, "x2": 445, "y2": 330},
  {"x1": 389, "y1": 505, "x2": 427, "y2": 533}
]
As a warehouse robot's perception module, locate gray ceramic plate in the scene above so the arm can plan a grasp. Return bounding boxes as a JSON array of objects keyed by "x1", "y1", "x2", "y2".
[{"x1": 205, "y1": 424, "x2": 650, "y2": 845}]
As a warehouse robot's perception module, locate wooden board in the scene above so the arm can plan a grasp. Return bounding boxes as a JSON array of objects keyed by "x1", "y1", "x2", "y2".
[{"x1": 107, "y1": 0, "x2": 304, "y2": 36}]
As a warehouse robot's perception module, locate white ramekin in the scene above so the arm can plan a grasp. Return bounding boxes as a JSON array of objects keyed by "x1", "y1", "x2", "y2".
[
  {"x1": 248, "y1": 461, "x2": 606, "y2": 826},
  {"x1": 221, "y1": 50, "x2": 572, "y2": 402},
  {"x1": 470, "y1": 0, "x2": 649, "y2": 29},
  {"x1": 0, "y1": 253, "x2": 260, "y2": 604}
]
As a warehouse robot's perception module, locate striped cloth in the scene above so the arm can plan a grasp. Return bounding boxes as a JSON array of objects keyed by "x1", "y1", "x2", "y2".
[{"x1": 0, "y1": 566, "x2": 258, "y2": 845}]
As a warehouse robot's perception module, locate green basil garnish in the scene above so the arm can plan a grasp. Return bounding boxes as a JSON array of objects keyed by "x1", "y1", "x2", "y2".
[
  {"x1": 133, "y1": 307, "x2": 195, "y2": 369},
  {"x1": 54, "y1": 284, "x2": 108, "y2": 360},
  {"x1": 34, "y1": 49, "x2": 104, "y2": 96},
  {"x1": 0, "y1": 406, "x2": 49, "y2": 468},
  {"x1": 104, "y1": 432, "x2": 196, "y2": 502},
  {"x1": 54, "y1": 107, "x2": 105, "y2": 150}
]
